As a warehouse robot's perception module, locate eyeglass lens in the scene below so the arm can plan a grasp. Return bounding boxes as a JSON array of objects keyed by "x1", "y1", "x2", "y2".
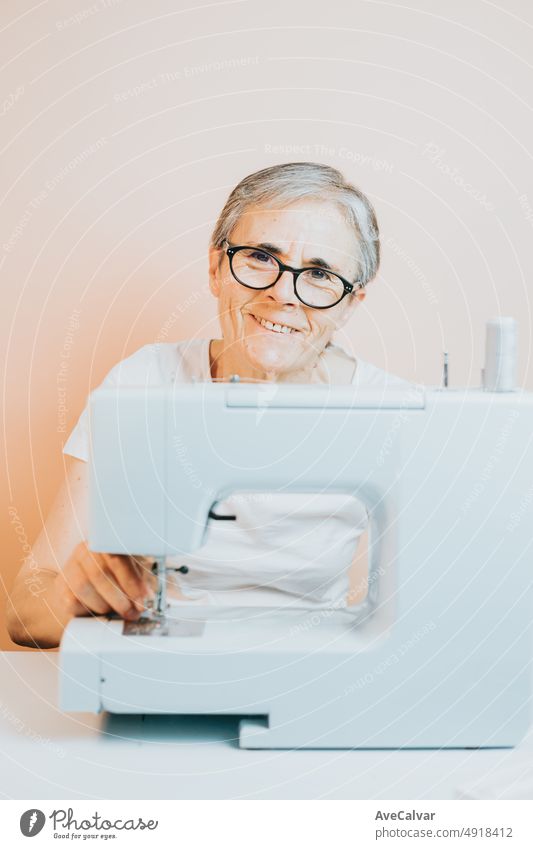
[{"x1": 231, "y1": 247, "x2": 346, "y2": 308}]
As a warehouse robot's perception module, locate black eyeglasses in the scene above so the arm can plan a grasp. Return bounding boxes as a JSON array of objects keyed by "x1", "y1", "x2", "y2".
[{"x1": 221, "y1": 240, "x2": 364, "y2": 309}]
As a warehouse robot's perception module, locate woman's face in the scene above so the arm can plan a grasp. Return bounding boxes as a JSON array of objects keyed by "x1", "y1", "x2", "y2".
[{"x1": 208, "y1": 197, "x2": 366, "y2": 379}]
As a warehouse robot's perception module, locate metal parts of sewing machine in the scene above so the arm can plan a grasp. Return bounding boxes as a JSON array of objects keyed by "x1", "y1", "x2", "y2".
[{"x1": 59, "y1": 371, "x2": 533, "y2": 749}]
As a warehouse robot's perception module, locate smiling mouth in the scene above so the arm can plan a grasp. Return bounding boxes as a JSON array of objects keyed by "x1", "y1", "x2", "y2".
[{"x1": 250, "y1": 314, "x2": 299, "y2": 335}]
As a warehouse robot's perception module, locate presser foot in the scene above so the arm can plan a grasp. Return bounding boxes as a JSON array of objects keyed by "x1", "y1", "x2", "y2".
[
  {"x1": 122, "y1": 596, "x2": 205, "y2": 637},
  {"x1": 122, "y1": 580, "x2": 169, "y2": 635},
  {"x1": 122, "y1": 600, "x2": 169, "y2": 636},
  {"x1": 122, "y1": 616, "x2": 169, "y2": 636},
  {"x1": 122, "y1": 614, "x2": 205, "y2": 637},
  {"x1": 122, "y1": 557, "x2": 169, "y2": 635}
]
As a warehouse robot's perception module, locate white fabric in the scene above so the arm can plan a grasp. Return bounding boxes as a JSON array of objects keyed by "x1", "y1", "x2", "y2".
[
  {"x1": 63, "y1": 339, "x2": 416, "y2": 609},
  {"x1": 456, "y1": 730, "x2": 533, "y2": 799}
]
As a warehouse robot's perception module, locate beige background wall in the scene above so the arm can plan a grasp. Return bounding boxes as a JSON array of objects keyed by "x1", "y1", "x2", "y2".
[{"x1": 2, "y1": 0, "x2": 532, "y2": 649}]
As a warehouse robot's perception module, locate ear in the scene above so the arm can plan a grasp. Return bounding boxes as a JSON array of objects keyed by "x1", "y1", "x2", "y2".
[{"x1": 208, "y1": 246, "x2": 223, "y2": 297}]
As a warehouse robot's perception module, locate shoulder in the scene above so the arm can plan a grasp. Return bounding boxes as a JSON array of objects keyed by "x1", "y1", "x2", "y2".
[
  {"x1": 326, "y1": 342, "x2": 418, "y2": 390},
  {"x1": 353, "y1": 357, "x2": 417, "y2": 390},
  {"x1": 100, "y1": 339, "x2": 209, "y2": 387},
  {"x1": 62, "y1": 340, "x2": 209, "y2": 463}
]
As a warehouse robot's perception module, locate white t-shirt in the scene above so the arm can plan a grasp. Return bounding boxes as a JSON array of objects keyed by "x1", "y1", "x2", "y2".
[{"x1": 63, "y1": 338, "x2": 416, "y2": 610}]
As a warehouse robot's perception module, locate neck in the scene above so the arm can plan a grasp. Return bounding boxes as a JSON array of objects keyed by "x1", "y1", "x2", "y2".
[{"x1": 209, "y1": 339, "x2": 322, "y2": 383}]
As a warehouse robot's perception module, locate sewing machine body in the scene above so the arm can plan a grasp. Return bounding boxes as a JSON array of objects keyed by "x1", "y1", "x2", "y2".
[{"x1": 59, "y1": 383, "x2": 533, "y2": 748}]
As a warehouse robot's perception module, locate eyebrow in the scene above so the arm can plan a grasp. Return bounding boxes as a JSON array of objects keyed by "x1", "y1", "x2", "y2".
[{"x1": 253, "y1": 242, "x2": 337, "y2": 273}]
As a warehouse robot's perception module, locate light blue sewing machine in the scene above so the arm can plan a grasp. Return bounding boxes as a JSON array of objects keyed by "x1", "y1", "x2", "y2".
[{"x1": 59, "y1": 353, "x2": 533, "y2": 749}]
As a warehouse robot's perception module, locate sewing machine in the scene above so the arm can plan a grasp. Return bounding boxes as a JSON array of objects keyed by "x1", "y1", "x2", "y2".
[{"x1": 59, "y1": 376, "x2": 533, "y2": 749}]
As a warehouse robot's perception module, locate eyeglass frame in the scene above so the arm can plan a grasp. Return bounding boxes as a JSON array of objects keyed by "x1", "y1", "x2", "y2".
[{"x1": 220, "y1": 239, "x2": 365, "y2": 310}]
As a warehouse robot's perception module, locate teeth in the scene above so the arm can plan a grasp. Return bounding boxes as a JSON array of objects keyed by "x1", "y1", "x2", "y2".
[{"x1": 257, "y1": 316, "x2": 294, "y2": 334}]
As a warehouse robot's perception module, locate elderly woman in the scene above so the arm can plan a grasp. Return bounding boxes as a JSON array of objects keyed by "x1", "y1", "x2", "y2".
[{"x1": 7, "y1": 162, "x2": 411, "y2": 648}]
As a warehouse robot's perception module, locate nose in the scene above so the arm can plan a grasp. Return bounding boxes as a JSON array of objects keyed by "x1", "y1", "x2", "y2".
[{"x1": 268, "y1": 269, "x2": 300, "y2": 306}]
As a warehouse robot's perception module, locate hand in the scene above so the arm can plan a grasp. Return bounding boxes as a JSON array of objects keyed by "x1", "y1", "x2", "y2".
[{"x1": 54, "y1": 541, "x2": 157, "y2": 621}]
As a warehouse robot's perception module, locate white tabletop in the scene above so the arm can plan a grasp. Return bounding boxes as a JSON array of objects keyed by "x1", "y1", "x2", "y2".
[{"x1": 0, "y1": 652, "x2": 531, "y2": 800}]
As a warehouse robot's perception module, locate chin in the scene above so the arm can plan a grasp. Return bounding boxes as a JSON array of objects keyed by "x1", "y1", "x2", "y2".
[{"x1": 243, "y1": 336, "x2": 298, "y2": 375}]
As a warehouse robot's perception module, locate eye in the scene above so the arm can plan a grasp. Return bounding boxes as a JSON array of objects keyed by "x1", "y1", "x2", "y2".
[
  {"x1": 309, "y1": 267, "x2": 331, "y2": 281},
  {"x1": 250, "y1": 250, "x2": 274, "y2": 264}
]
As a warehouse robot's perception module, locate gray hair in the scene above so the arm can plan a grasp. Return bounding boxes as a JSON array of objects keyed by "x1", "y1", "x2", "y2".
[{"x1": 210, "y1": 162, "x2": 380, "y2": 286}]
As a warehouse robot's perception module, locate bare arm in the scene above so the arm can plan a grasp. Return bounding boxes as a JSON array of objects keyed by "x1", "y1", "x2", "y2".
[{"x1": 6, "y1": 455, "x2": 154, "y2": 649}]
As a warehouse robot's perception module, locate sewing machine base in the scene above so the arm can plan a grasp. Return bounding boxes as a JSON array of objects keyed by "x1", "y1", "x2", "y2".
[{"x1": 59, "y1": 608, "x2": 531, "y2": 750}]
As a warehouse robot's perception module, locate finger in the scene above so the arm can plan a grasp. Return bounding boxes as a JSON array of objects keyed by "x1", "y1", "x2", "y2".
[
  {"x1": 74, "y1": 580, "x2": 113, "y2": 616},
  {"x1": 143, "y1": 570, "x2": 158, "y2": 598},
  {"x1": 54, "y1": 571, "x2": 92, "y2": 618},
  {"x1": 105, "y1": 553, "x2": 147, "y2": 604},
  {"x1": 128, "y1": 556, "x2": 155, "y2": 595},
  {"x1": 130, "y1": 555, "x2": 155, "y2": 571},
  {"x1": 81, "y1": 555, "x2": 142, "y2": 619}
]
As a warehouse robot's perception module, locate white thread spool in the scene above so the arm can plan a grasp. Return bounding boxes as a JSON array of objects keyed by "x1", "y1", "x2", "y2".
[{"x1": 482, "y1": 317, "x2": 517, "y2": 392}]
